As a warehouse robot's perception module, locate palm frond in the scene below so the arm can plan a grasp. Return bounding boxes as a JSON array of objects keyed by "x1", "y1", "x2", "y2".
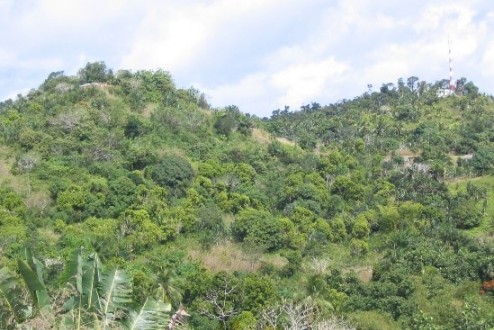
[
  {"x1": 60, "y1": 247, "x2": 84, "y2": 293},
  {"x1": 126, "y1": 298, "x2": 171, "y2": 330},
  {"x1": 99, "y1": 268, "x2": 132, "y2": 328},
  {"x1": 82, "y1": 252, "x2": 102, "y2": 311}
]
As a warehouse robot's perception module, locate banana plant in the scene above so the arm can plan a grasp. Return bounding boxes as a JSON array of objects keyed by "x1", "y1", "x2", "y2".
[
  {"x1": 0, "y1": 267, "x2": 32, "y2": 328},
  {"x1": 17, "y1": 248, "x2": 50, "y2": 313},
  {"x1": 1, "y1": 248, "x2": 177, "y2": 329},
  {"x1": 0, "y1": 249, "x2": 50, "y2": 328},
  {"x1": 99, "y1": 267, "x2": 132, "y2": 329},
  {"x1": 59, "y1": 247, "x2": 103, "y2": 329},
  {"x1": 126, "y1": 297, "x2": 171, "y2": 330},
  {"x1": 59, "y1": 247, "x2": 172, "y2": 329}
]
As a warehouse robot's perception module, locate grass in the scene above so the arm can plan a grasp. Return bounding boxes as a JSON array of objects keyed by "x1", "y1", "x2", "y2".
[
  {"x1": 251, "y1": 128, "x2": 272, "y2": 145},
  {"x1": 187, "y1": 239, "x2": 287, "y2": 273},
  {"x1": 0, "y1": 145, "x2": 29, "y2": 193}
]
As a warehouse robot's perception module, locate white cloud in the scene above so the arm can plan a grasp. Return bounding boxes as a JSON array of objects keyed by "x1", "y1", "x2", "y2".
[
  {"x1": 271, "y1": 58, "x2": 348, "y2": 107},
  {"x1": 481, "y1": 43, "x2": 494, "y2": 77},
  {"x1": 200, "y1": 73, "x2": 273, "y2": 114},
  {"x1": 202, "y1": 57, "x2": 348, "y2": 115},
  {"x1": 120, "y1": 0, "x2": 287, "y2": 72},
  {"x1": 0, "y1": 0, "x2": 493, "y2": 116}
]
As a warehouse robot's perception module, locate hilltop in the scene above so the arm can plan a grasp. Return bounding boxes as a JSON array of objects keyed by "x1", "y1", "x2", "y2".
[{"x1": 0, "y1": 62, "x2": 493, "y2": 329}]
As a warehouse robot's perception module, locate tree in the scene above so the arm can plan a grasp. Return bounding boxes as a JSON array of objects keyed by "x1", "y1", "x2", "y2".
[
  {"x1": 214, "y1": 113, "x2": 236, "y2": 137},
  {"x1": 230, "y1": 311, "x2": 256, "y2": 330},
  {"x1": 470, "y1": 145, "x2": 494, "y2": 175},
  {"x1": 78, "y1": 61, "x2": 112, "y2": 83},
  {"x1": 198, "y1": 272, "x2": 240, "y2": 329},
  {"x1": 450, "y1": 198, "x2": 482, "y2": 229},
  {"x1": 231, "y1": 208, "x2": 283, "y2": 252},
  {"x1": 120, "y1": 209, "x2": 165, "y2": 253},
  {"x1": 150, "y1": 155, "x2": 194, "y2": 196},
  {"x1": 350, "y1": 238, "x2": 369, "y2": 256},
  {"x1": 463, "y1": 81, "x2": 479, "y2": 96},
  {"x1": 407, "y1": 76, "x2": 419, "y2": 92},
  {"x1": 352, "y1": 215, "x2": 370, "y2": 240},
  {"x1": 455, "y1": 77, "x2": 467, "y2": 95}
]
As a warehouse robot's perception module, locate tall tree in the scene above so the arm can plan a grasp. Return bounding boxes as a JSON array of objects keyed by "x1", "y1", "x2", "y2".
[{"x1": 407, "y1": 76, "x2": 419, "y2": 91}]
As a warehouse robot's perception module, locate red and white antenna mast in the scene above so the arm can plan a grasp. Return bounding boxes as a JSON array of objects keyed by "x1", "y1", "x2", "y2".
[{"x1": 448, "y1": 37, "x2": 455, "y2": 93}]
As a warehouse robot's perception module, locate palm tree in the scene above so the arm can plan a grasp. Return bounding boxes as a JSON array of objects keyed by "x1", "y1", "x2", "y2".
[{"x1": 153, "y1": 267, "x2": 183, "y2": 307}]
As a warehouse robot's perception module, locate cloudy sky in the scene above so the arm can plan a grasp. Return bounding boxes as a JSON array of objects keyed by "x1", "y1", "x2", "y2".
[{"x1": 1, "y1": 0, "x2": 493, "y2": 117}]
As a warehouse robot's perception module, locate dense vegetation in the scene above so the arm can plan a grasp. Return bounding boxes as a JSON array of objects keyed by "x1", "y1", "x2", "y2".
[{"x1": 0, "y1": 62, "x2": 493, "y2": 329}]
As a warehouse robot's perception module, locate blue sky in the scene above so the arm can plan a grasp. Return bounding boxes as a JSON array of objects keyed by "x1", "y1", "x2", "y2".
[{"x1": 1, "y1": 0, "x2": 493, "y2": 117}]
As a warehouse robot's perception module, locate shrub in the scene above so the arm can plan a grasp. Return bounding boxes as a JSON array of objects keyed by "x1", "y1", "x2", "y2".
[{"x1": 150, "y1": 155, "x2": 194, "y2": 196}]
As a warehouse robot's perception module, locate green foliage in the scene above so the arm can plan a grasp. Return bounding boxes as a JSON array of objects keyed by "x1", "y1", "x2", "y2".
[
  {"x1": 194, "y1": 204, "x2": 227, "y2": 248},
  {"x1": 124, "y1": 115, "x2": 148, "y2": 139},
  {"x1": 230, "y1": 311, "x2": 256, "y2": 330},
  {"x1": 240, "y1": 274, "x2": 278, "y2": 313},
  {"x1": 214, "y1": 113, "x2": 236, "y2": 136},
  {"x1": 78, "y1": 61, "x2": 112, "y2": 83},
  {"x1": 454, "y1": 300, "x2": 494, "y2": 330},
  {"x1": 470, "y1": 145, "x2": 494, "y2": 175},
  {"x1": 450, "y1": 199, "x2": 482, "y2": 229},
  {"x1": 1, "y1": 64, "x2": 494, "y2": 329},
  {"x1": 150, "y1": 154, "x2": 194, "y2": 196},
  {"x1": 57, "y1": 249, "x2": 173, "y2": 328},
  {"x1": 377, "y1": 205, "x2": 400, "y2": 233},
  {"x1": 120, "y1": 209, "x2": 166, "y2": 254},
  {"x1": 17, "y1": 249, "x2": 50, "y2": 313},
  {"x1": 0, "y1": 267, "x2": 31, "y2": 327},
  {"x1": 331, "y1": 175, "x2": 365, "y2": 201},
  {"x1": 232, "y1": 208, "x2": 283, "y2": 251},
  {"x1": 126, "y1": 298, "x2": 171, "y2": 330},
  {"x1": 0, "y1": 210, "x2": 27, "y2": 255},
  {"x1": 348, "y1": 311, "x2": 401, "y2": 330},
  {"x1": 349, "y1": 238, "x2": 369, "y2": 256},
  {"x1": 352, "y1": 215, "x2": 370, "y2": 240}
]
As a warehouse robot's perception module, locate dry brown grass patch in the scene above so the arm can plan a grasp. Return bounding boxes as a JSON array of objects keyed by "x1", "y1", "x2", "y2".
[
  {"x1": 25, "y1": 190, "x2": 52, "y2": 214},
  {"x1": 0, "y1": 148, "x2": 31, "y2": 195},
  {"x1": 141, "y1": 102, "x2": 156, "y2": 118},
  {"x1": 342, "y1": 266, "x2": 374, "y2": 283},
  {"x1": 276, "y1": 137, "x2": 296, "y2": 146},
  {"x1": 189, "y1": 242, "x2": 260, "y2": 272},
  {"x1": 252, "y1": 128, "x2": 272, "y2": 145},
  {"x1": 188, "y1": 242, "x2": 287, "y2": 273},
  {"x1": 396, "y1": 148, "x2": 419, "y2": 157}
]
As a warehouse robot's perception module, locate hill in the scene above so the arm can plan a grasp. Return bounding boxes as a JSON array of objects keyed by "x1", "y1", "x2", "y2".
[{"x1": 0, "y1": 62, "x2": 493, "y2": 329}]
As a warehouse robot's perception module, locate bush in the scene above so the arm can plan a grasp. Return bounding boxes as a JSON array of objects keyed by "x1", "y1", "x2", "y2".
[
  {"x1": 450, "y1": 200, "x2": 482, "y2": 229},
  {"x1": 350, "y1": 238, "x2": 369, "y2": 256},
  {"x1": 352, "y1": 215, "x2": 370, "y2": 239},
  {"x1": 150, "y1": 155, "x2": 194, "y2": 196},
  {"x1": 231, "y1": 208, "x2": 283, "y2": 252}
]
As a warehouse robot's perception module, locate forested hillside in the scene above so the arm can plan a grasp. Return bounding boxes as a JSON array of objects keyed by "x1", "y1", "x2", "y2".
[{"x1": 0, "y1": 62, "x2": 493, "y2": 329}]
